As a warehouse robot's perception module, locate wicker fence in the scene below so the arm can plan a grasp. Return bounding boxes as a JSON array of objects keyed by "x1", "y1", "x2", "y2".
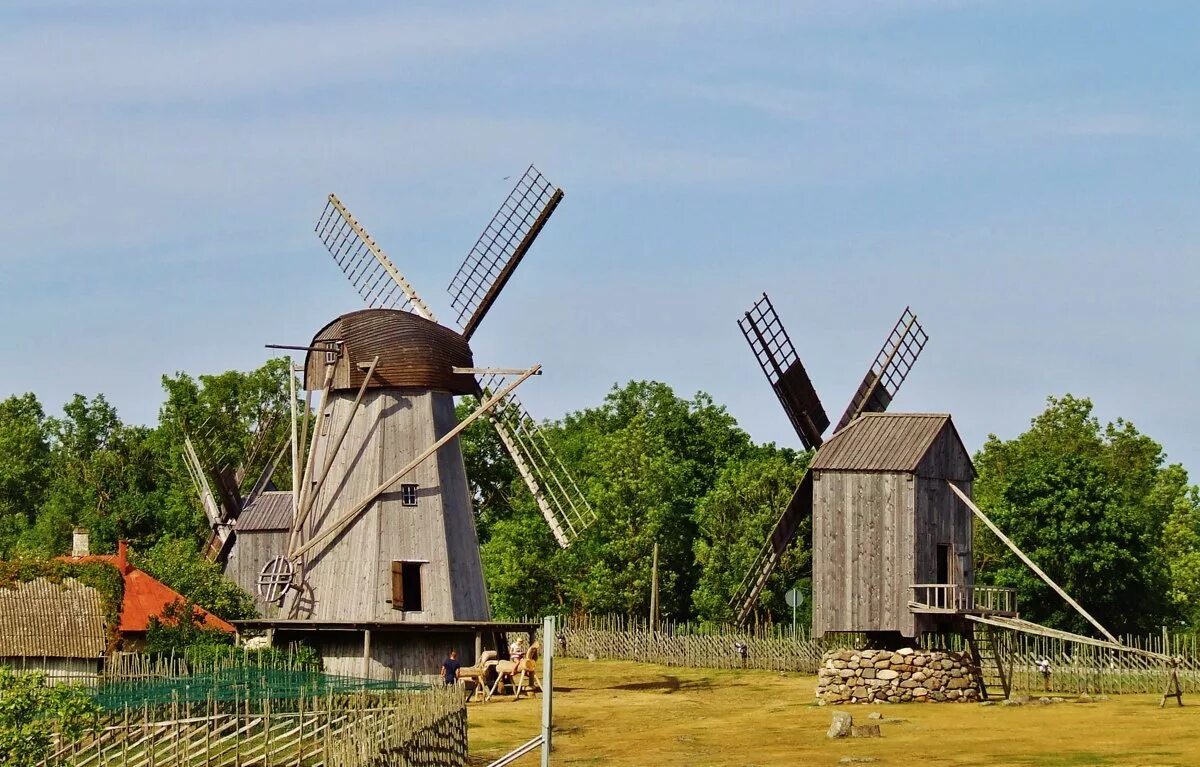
[
  {"x1": 42, "y1": 689, "x2": 467, "y2": 767},
  {"x1": 558, "y1": 614, "x2": 857, "y2": 673},
  {"x1": 1008, "y1": 633, "x2": 1200, "y2": 695},
  {"x1": 556, "y1": 615, "x2": 1200, "y2": 695}
]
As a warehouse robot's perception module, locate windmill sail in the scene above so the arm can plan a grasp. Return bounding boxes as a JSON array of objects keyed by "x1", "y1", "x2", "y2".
[
  {"x1": 448, "y1": 166, "x2": 563, "y2": 340},
  {"x1": 316, "y1": 194, "x2": 437, "y2": 320},
  {"x1": 477, "y1": 375, "x2": 595, "y2": 547},
  {"x1": 834, "y1": 307, "x2": 928, "y2": 433},
  {"x1": 739, "y1": 293, "x2": 829, "y2": 450}
]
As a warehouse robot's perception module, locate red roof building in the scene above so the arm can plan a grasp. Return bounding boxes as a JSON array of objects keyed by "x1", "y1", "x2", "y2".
[{"x1": 62, "y1": 541, "x2": 235, "y2": 639}]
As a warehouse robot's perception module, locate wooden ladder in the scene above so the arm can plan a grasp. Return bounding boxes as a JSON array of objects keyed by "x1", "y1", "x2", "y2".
[{"x1": 966, "y1": 622, "x2": 1011, "y2": 700}]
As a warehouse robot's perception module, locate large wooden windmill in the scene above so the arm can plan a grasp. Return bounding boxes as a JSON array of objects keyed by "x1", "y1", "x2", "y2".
[
  {"x1": 730, "y1": 293, "x2": 929, "y2": 626},
  {"x1": 233, "y1": 166, "x2": 595, "y2": 677}
]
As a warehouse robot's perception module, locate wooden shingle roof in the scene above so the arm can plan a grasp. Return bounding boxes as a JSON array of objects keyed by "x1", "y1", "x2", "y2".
[
  {"x1": 0, "y1": 577, "x2": 107, "y2": 658},
  {"x1": 811, "y1": 413, "x2": 972, "y2": 476},
  {"x1": 236, "y1": 491, "x2": 293, "y2": 532}
]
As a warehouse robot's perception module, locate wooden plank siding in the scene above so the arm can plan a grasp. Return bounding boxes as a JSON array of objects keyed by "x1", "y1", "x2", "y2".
[
  {"x1": 812, "y1": 471, "x2": 914, "y2": 637},
  {"x1": 298, "y1": 389, "x2": 489, "y2": 625},
  {"x1": 812, "y1": 415, "x2": 975, "y2": 638},
  {"x1": 224, "y1": 529, "x2": 290, "y2": 616}
]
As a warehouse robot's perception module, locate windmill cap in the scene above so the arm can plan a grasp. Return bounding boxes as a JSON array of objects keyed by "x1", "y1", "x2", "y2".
[{"x1": 304, "y1": 308, "x2": 478, "y2": 395}]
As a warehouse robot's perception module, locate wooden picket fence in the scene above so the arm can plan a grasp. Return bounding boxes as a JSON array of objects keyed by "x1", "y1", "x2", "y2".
[
  {"x1": 1008, "y1": 633, "x2": 1200, "y2": 695},
  {"x1": 40, "y1": 688, "x2": 467, "y2": 767},
  {"x1": 558, "y1": 614, "x2": 857, "y2": 673}
]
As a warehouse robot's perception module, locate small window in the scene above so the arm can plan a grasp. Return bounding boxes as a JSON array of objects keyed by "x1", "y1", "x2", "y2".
[
  {"x1": 390, "y1": 561, "x2": 423, "y2": 611},
  {"x1": 400, "y1": 484, "x2": 419, "y2": 506}
]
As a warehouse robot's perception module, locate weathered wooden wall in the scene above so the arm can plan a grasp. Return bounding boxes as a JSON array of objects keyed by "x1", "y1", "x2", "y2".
[
  {"x1": 0, "y1": 656, "x2": 100, "y2": 686},
  {"x1": 298, "y1": 389, "x2": 489, "y2": 624},
  {"x1": 312, "y1": 632, "x2": 481, "y2": 680},
  {"x1": 224, "y1": 529, "x2": 289, "y2": 616},
  {"x1": 812, "y1": 471, "x2": 914, "y2": 637},
  {"x1": 912, "y1": 424, "x2": 974, "y2": 636}
]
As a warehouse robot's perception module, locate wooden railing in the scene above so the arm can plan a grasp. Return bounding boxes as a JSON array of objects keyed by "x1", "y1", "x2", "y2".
[{"x1": 909, "y1": 584, "x2": 1017, "y2": 615}]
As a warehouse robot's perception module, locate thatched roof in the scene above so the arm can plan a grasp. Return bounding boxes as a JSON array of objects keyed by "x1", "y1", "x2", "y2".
[{"x1": 0, "y1": 577, "x2": 107, "y2": 658}]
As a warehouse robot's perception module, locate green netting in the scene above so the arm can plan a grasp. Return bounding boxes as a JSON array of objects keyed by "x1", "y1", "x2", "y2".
[{"x1": 92, "y1": 667, "x2": 430, "y2": 710}]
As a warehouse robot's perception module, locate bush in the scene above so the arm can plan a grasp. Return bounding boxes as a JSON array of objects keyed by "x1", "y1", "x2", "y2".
[{"x1": 0, "y1": 669, "x2": 100, "y2": 767}]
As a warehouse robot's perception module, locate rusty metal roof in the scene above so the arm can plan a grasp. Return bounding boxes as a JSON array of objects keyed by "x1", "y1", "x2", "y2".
[
  {"x1": 811, "y1": 413, "x2": 965, "y2": 474},
  {"x1": 236, "y1": 491, "x2": 294, "y2": 532},
  {"x1": 0, "y1": 577, "x2": 107, "y2": 658}
]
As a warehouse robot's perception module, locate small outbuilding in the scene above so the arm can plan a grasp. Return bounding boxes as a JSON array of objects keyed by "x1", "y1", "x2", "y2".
[
  {"x1": 811, "y1": 413, "x2": 1012, "y2": 641},
  {"x1": 0, "y1": 576, "x2": 108, "y2": 684},
  {"x1": 64, "y1": 540, "x2": 236, "y2": 648}
]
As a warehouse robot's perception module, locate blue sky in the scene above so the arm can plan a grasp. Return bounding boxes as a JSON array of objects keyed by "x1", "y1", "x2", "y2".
[{"x1": 2, "y1": 1, "x2": 1197, "y2": 473}]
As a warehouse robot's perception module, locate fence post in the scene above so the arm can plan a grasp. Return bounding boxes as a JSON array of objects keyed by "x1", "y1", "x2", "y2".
[{"x1": 541, "y1": 615, "x2": 555, "y2": 767}]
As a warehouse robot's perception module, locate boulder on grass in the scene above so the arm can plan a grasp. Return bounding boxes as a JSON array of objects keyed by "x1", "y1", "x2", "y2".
[{"x1": 827, "y1": 712, "x2": 854, "y2": 739}]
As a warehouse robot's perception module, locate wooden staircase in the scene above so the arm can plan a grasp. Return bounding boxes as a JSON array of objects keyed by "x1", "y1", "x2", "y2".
[{"x1": 966, "y1": 622, "x2": 1011, "y2": 700}]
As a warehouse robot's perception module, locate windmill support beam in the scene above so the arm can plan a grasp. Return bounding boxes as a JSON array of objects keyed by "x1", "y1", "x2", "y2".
[
  {"x1": 292, "y1": 356, "x2": 380, "y2": 538},
  {"x1": 289, "y1": 361, "x2": 300, "y2": 532},
  {"x1": 947, "y1": 482, "x2": 1121, "y2": 646},
  {"x1": 453, "y1": 367, "x2": 544, "y2": 376},
  {"x1": 289, "y1": 365, "x2": 335, "y2": 558},
  {"x1": 290, "y1": 364, "x2": 543, "y2": 561}
]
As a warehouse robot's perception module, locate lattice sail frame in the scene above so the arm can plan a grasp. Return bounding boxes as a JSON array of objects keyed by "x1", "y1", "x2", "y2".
[
  {"x1": 834, "y1": 307, "x2": 928, "y2": 432},
  {"x1": 739, "y1": 294, "x2": 829, "y2": 451},
  {"x1": 477, "y1": 374, "x2": 595, "y2": 547},
  {"x1": 315, "y1": 194, "x2": 437, "y2": 320},
  {"x1": 448, "y1": 166, "x2": 564, "y2": 340}
]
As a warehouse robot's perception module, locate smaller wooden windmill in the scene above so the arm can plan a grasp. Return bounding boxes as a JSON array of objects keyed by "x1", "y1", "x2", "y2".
[
  {"x1": 234, "y1": 166, "x2": 595, "y2": 678},
  {"x1": 730, "y1": 294, "x2": 930, "y2": 626},
  {"x1": 736, "y1": 296, "x2": 1184, "y2": 702}
]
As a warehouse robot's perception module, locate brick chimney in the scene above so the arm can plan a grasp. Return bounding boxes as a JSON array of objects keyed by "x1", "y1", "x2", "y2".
[
  {"x1": 71, "y1": 528, "x2": 90, "y2": 558},
  {"x1": 116, "y1": 540, "x2": 130, "y2": 574}
]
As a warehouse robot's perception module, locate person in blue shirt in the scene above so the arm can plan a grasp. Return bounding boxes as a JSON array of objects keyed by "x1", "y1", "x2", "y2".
[{"x1": 440, "y1": 650, "x2": 462, "y2": 687}]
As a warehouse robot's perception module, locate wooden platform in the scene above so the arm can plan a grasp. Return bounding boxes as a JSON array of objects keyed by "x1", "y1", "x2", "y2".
[{"x1": 908, "y1": 584, "x2": 1018, "y2": 617}]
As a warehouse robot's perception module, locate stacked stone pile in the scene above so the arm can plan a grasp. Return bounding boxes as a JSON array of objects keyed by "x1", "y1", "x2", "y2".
[{"x1": 816, "y1": 647, "x2": 980, "y2": 704}]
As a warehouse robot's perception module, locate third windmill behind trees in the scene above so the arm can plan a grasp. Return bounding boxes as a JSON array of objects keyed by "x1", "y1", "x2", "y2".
[{"x1": 731, "y1": 294, "x2": 928, "y2": 624}]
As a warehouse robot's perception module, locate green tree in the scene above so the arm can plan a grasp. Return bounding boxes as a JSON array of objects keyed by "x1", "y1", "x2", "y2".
[
  {"x1": 20, "y1": 395, "x2": 165, "y2": 556},
  {"x1": 1160, "y1": 469, "x2": 1200, "y2": 628},
  {"x1": 973, "y1": 395, "x2": 1181, "y2": 634},
  {"x1": 156, "y1": 359, "x2": 298, "y2": 542},
  {"x1": 136, "y1": 537, "x2": 257, "y2": 621},
  {"x1": 0, "y1": 669, "x2": 100, "y2": 767},
  {"x1": 691, "y1": 447, "x2": 808, "y2": 624},
  {"x1": 477, "y1": 381, "x2": 757, "y2": 619},
  {"x1": 0, "y1": 394, "x2": 51, "y2": 556},
  {"x1": 145, "y1": 599, "x2": 236, "y2": 653}
]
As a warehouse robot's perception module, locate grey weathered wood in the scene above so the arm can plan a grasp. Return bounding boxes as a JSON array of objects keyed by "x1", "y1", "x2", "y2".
[
  {"x1": 291, "y1": 365, "x2": 539, "y2": 561},
  {"x1": 813, "y1": 416, "x2": 975, "y2": 638}
]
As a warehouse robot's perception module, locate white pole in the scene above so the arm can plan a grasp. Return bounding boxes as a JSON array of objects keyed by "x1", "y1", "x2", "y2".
[{"x1": 541, "y1": 615, "x2": 555, "y2": 767}]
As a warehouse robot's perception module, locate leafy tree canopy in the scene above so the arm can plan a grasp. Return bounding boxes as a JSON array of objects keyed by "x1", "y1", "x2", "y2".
[{"x1": 973, "y1": 395, "x2": 1193, "y2": 634}]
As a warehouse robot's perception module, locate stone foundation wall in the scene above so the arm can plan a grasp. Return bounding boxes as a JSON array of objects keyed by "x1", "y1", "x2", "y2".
[{"x1": 816, "y1": 647, "x2": 980, "y2": 704}]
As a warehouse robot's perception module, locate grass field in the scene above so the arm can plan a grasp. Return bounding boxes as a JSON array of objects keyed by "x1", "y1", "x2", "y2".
[{"x1": 468, "y1": 658, "x2": 1200, "y2": 767}]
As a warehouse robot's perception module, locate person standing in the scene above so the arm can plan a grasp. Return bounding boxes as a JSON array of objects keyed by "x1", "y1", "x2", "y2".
[{"x1": 440, "y1": 649, "x2": 462, "y2": 688}]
